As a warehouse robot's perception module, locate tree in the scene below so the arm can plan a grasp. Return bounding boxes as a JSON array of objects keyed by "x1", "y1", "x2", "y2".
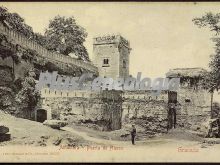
[
  {"x1": 193, "y1": 13, "x2": 220, "y2": 35},
  {"x1": 45, "y1": 15, "x2": 90, "y2": 62},
  {"x1": 193, "y1": 13, "x2": 220, "y2": 113},
  {"x1": 193, "y1": 13, "x2": 220, "y2": 91},
  {"x1": 212, "y1": 102, "x2": 220, "y2": 118}
]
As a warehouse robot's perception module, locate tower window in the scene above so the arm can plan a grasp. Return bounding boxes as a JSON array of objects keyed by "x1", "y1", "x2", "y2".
[
  {"x1": 123, "y1": 60, "x2": 126, "y2": 68},
  {"x1": 102, "y1": 58, "x2": 110, "y2": 67},
  {"x1": 104, "y1": 59, "x2": 109, "y2": 64}
]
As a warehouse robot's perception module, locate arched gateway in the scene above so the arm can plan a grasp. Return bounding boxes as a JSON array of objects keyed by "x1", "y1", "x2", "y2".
[{"x1": 35, "y1": 106, "x2": 52, "y2": 123}]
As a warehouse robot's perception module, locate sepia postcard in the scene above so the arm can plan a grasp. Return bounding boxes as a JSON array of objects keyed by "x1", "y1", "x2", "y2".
[{"x1": 0, "y1": 1, "x2": 220, "y2": 163}]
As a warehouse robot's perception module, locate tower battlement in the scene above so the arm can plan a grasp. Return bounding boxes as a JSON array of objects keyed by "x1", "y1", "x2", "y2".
[{"x1": 93, "y1": 35, "x2": 130, "y2": 48}]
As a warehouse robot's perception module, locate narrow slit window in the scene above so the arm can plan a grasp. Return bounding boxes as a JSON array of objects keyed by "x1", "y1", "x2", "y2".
[{"x1": 123, "y1": 60, "x2": 126, "y2": 68}]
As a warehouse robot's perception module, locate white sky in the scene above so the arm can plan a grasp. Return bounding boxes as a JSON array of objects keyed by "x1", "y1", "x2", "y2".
[{"x1": 1, "y1": 2, "x2": 220, "y2": 100}]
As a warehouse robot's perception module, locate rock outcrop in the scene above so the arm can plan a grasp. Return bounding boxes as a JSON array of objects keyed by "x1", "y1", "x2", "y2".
[
  {"x1": 43, "y1": 120, "x2": 68, "y2": 129},
  {"x1": 0, "y1": 124, "x2": 10, "y2": 142}
]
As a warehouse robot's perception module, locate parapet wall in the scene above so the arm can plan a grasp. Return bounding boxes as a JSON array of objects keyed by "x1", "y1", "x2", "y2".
[
  {"x1": 122, "y1": 90, "x2": 168, "y2": 101},
  {"x1": 93, "y1": 35, "x2": 130, "y2": 47},
  {"x1": 40, "y1": 88, "x2": 122, "y2": 100},
  {"x1": 0, "y1": 22, "x2": 98, "y2": 74}
]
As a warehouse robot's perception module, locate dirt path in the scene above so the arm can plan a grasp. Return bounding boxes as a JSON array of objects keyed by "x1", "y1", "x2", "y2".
[
  {"x1": 62, "y1": 127, "x2": 133, "y2": 146},
  {"x1": 61, "y1": 126, "x2": 199, "y2": 148}
]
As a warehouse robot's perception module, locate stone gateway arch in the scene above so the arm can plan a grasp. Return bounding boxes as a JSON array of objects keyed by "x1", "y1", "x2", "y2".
[{"x1": 35, "y1": 105, "x2": 52, "y2": 123}]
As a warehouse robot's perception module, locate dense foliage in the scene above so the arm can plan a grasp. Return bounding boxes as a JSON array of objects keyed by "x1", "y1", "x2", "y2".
[
  {"x1": 193, "y1": 13, "x2": 220, "y2": 92},
  {"x1": 45, "y1": 15, "x2": 90, "y2": 61},
  {"x1": 15, "y1": 71, "x2": 40, "y2": 119}
]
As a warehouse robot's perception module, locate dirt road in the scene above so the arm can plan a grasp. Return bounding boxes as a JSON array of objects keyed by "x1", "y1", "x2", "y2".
[
  {"x1": 61, "y1": 126, "x2": 201, "y2": 148},
  {"x1": 60, "y1": 126, "x2": 220, "y2": 162}
]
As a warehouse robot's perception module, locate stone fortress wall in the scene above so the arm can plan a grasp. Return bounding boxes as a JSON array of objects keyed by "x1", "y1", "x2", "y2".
[
  {"x1": 0, "y1": 19, "x2": 212, "y2": 136},
  {"x1": 121, "y1": 90, "x2": 169, "y2": 137},
  {"x1": 122, "y1": 90, "x2": 169, "y2": 119},
  {"x1": 40, "y1": 89, "x2": 123, "y2": 131},
  {"x1": 39, "y1": 88, "x2": 170, "y2": 134},
  {"x1": 176, "y1": 87, "x2": 211, "y2": 129},
  {"x1": 0, "y1": 22, "x2": 98, "y2": 74},
  {"x1": 0, "y1": 55, "x2": 34, "y2": 80},
  {"x1": 40, "y1": 84, "x2": 211, "y2": 133},
  {"x1": 37, "y1": 33, "x2": 212, "y2": 136}
]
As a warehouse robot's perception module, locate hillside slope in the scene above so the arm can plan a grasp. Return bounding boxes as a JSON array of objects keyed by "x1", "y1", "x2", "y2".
[{"x1": 0, "y1": 111, "x2": 94, "y2": 146}]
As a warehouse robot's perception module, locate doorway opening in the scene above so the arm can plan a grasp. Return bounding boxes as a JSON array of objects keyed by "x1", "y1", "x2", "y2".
[
  {"x1": 36, "y1": 109, "x2": 47, "y2": 123},
  {"x1": 167, "y1": 91, "x2": 177, "y2": 130}
]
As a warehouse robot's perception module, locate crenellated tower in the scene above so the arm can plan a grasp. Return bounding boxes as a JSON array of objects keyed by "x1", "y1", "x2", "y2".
[{"x1": 93, "y1": 35, "x2": 131, "y2": 79}]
